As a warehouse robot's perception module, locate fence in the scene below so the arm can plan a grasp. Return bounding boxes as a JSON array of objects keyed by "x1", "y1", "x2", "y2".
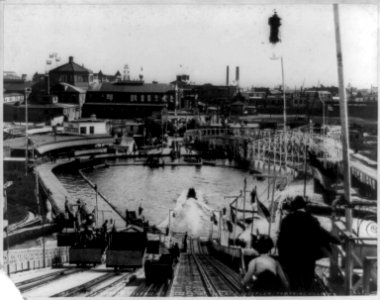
[{"x1": 3, "y1": 246, "x2": 69, "y2": 275}]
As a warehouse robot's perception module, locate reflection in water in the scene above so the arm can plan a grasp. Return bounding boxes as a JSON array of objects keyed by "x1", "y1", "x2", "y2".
[{"x1": 56, "y1": 165, "x2": 268, "y2": 227}]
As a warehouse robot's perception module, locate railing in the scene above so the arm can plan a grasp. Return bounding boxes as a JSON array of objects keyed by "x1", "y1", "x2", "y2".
[{"x1": 330, "y1": 209, "x2": 377, "y2": 295}]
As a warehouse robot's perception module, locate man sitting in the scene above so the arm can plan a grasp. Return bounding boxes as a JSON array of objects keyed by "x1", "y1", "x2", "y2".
[{"x1": 242, "y1": 235, "x2": 289, "y2": 295}]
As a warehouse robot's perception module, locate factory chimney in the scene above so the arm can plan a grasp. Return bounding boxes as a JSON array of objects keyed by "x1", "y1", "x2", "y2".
[
  {"x1": 226, "y1": 65, "x2": 229, "y2": 86},
  {"x1": 235, "y1": 66, "x2": 240, "y2": 86}
]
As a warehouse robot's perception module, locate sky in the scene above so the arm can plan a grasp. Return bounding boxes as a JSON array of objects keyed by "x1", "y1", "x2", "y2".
[{"x1": 3, "y1": 2, "x2": 378, "y2": 89}]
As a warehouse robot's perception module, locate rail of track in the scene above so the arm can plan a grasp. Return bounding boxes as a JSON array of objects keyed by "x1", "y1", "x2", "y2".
[
  {"x1": 189, "y1": 238, "x2": 242, "y2": 297},
  {"x1": 130, "y1": 281, "x2": 170, "y2": 297},
  {"x1": 16, "y1": 268, "x2": 83, "y2": 293},
  {"x1": 85, "y1": 272, "x2": 134, "y2": 297},
  {"x1": 51, "y1": 272, "x2": 116, "y2": 297}
]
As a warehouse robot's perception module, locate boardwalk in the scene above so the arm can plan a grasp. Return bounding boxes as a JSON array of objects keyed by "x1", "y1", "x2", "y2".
[{"x1": 35, "y1": 159, "x2": 125, "y2": 228}]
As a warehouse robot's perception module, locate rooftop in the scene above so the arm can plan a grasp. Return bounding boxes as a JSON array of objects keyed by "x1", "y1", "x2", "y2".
[
  {"x1": 58, "y1": 82, "x2": 87, "y2": 93},
  {"x1": 49, "y1": 56, "x2": 90, "y2": 74},
  {"x1": 4, "y1": 103, "x2": 78, "y2": 109},
  {"x1": 68, "y1": 118, "x2": 107, "y2": 124},
  {"x1": 4, "y1": 134, "x2": 114, "y2": 154},
  {"x1": 88, "y1": 82, "x2": 174, "y2": 93}
]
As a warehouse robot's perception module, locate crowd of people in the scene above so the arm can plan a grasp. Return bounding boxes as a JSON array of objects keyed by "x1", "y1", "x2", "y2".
[
  {"x1": 64, "y1": 198, "x2": 116, "y2": 249},
  {"x1": 242, "y1": 195, "x2": 341, "y2": 295}
]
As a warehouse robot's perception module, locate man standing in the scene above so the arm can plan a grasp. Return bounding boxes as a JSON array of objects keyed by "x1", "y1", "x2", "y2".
[{"x1": 277, "y1": 196, "x2": 340, "y2": 293}]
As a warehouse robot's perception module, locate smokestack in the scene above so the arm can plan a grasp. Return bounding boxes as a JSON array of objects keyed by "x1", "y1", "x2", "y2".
[
  {"x1": 69, "y1": 56, "x2": 73, "y2": 63},
  {"x1": 226, "y1": 65, "x2": 229, "y2": 86},
  {"x1": 235, "y1": 66, "x2": 240, "y2": 85}
]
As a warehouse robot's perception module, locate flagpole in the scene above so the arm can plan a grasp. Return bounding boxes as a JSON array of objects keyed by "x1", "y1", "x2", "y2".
[
  {"x1": 281, "y1": 57, "x2": 287, "y2": 172},
  {"x1": 333, "y1": 4, "x2": 353, "y2": 294}
]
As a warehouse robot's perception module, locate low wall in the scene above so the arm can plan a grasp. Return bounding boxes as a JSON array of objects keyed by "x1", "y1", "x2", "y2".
[
  {"x1": 209, "y1": 241, "x2": 242, "y2": 272},
  {"x1": 4, "y1": 245, "x2": 69, "y2": 275}
]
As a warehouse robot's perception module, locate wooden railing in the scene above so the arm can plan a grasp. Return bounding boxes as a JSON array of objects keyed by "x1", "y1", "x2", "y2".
[{"x1": 330, "y1": 210, "x2": 377, "y2": 295}]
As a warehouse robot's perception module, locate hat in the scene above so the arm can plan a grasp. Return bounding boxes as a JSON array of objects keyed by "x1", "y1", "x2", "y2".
[{"x1": 291, "y1": 196, "x2": 307, "y2": 210}]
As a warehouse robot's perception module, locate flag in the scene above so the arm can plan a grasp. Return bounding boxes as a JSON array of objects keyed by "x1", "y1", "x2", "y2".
[
  {"x1": 257, "y1": 198, "x2": 271, "y2": 222},
  {"x1": 308, "y1": 150, "x2": 337, "y2": 184},
  {"x1": 237, "y1": 221, "x2": 246, "y2": 231},
  {"x1": 226, "y1": 220, "x2": 233, "y2": 233},
  {"x1": 230, "y1": 206, "x2": 236, "y2": 223},
  {"x1": 210, "y1": 214, "x2": 218, "y2": 225},
  {"x1": 308, "y1": 150, "x2": 338, "y2": 203},
  {"x1": 250, "y1": 187, "x2": 257, "y2": 204}
]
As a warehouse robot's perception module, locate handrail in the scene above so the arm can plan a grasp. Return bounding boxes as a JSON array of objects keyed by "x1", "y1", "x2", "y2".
[
  {"x1": 331, "y1": 216, "x2": 377, "y2": 295},
  {"x1": 363, "y1": 256, "x2": 377, "y2": 294}
]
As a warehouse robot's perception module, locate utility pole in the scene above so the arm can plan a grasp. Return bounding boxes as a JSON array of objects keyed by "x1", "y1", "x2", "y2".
[
  {"x1": 333, "y1": 4, "x2": 353, "y2": 294},
  {"x1": 25, "y1": 91, "x2": 29, "y2": 176},
  {"x1": 281, "y1": 57, "x2": 287, "y2": 171},
  {"x1": 271, "y1": 54, "x2": 287, "y2": 171},
  {"x1": 3, "y1": 181, "x2": 13, "y2": 274}
]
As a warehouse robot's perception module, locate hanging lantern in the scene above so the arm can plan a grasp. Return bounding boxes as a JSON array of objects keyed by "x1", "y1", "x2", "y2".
[{"x1": 268, "y1": 10, "x2": 281, "y2": 44}]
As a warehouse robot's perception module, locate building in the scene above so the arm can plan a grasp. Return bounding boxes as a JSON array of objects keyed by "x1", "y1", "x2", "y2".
[
  {"x1": 28, "y1": 57, "x2": 88, "y2": 121},
  {"x1": 3, "y1": 73, "x2": 31, "y2": 104},
  {"x1": 83, "y1": 80, "x2": 175, "y2": 119},
  {"x1": 195, "y1": 84, "x2": 236, "y2": 108},
  {"x1": 170, "y1": 74, "x2": 197, "y2": 110},
  {"x1": 63, "y1": 116, "x2": 110, "y2": 135},
  {"x1": 93, "y1": 70, "x2": 122, "y2": 83},
  {"x1": 50, "y1": 82, "x2": 86, "y2": 117},
  {"x1": 49, "y1": 56, "x2": 91, "y2": 89},
  {"x1": 4, "y1": 102, "x2": 79, "y2": 125}
]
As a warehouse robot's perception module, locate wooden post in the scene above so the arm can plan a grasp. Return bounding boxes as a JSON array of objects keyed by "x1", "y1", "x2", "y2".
[
  {"x1": 303, "y1": 145, "x2": 307, "y2": 198},
  {"x1": 243, "y1": 179, "x2": 247, "y2": 223},
  {"x1": 329, "y1": 211, "x2": 339, "y2": 281},
  {"x1": 279, "y1": 134, "x2": 283, "y2": 173},
  {"x1": 35, "y1": 171, "x2": 46, "y2": 268},
  {"x1": 0, "y1": 187, "x2": 4, "y2": 270},
  {"x1": 334, "y1": 4, "x2": 353, "y2": 294},
  {"x1": 5, "y1": 188, "x2": 9, "y2": 274},
  {"x1": 218, "y1": 211, "x2": 222, "y2": 243},
  {"x1": 297, "y1": 141, "x2": 300, "y2": 172},
  {"x1": 268, "y1": 177, "x2": 277, "y2": 236}
]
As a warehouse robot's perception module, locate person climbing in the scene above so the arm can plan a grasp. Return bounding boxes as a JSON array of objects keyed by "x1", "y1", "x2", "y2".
[
  {"x1": 138, "y1": 204, "x2": 144, "y2": 216},
  {"x1": 101, "y1": 220, "x2": 108, "y2": 233},
  {"x1": 170, "y1": 243, "x2": 180, "y2": 264},
  {"x1": 182, "y1": 232, "x2": 188, "y2": 253},
  {"x1": 242, "y1": 235, "x2": 289, "y2": 295},
  {"x1": 277, "y1": 196, "x2": 340, "y2": 293}
]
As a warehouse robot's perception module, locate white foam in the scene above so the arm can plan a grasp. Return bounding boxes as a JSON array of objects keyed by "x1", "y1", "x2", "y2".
[{"x1": 158, "y1": 189, "x2": 214, "y2": 237}]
